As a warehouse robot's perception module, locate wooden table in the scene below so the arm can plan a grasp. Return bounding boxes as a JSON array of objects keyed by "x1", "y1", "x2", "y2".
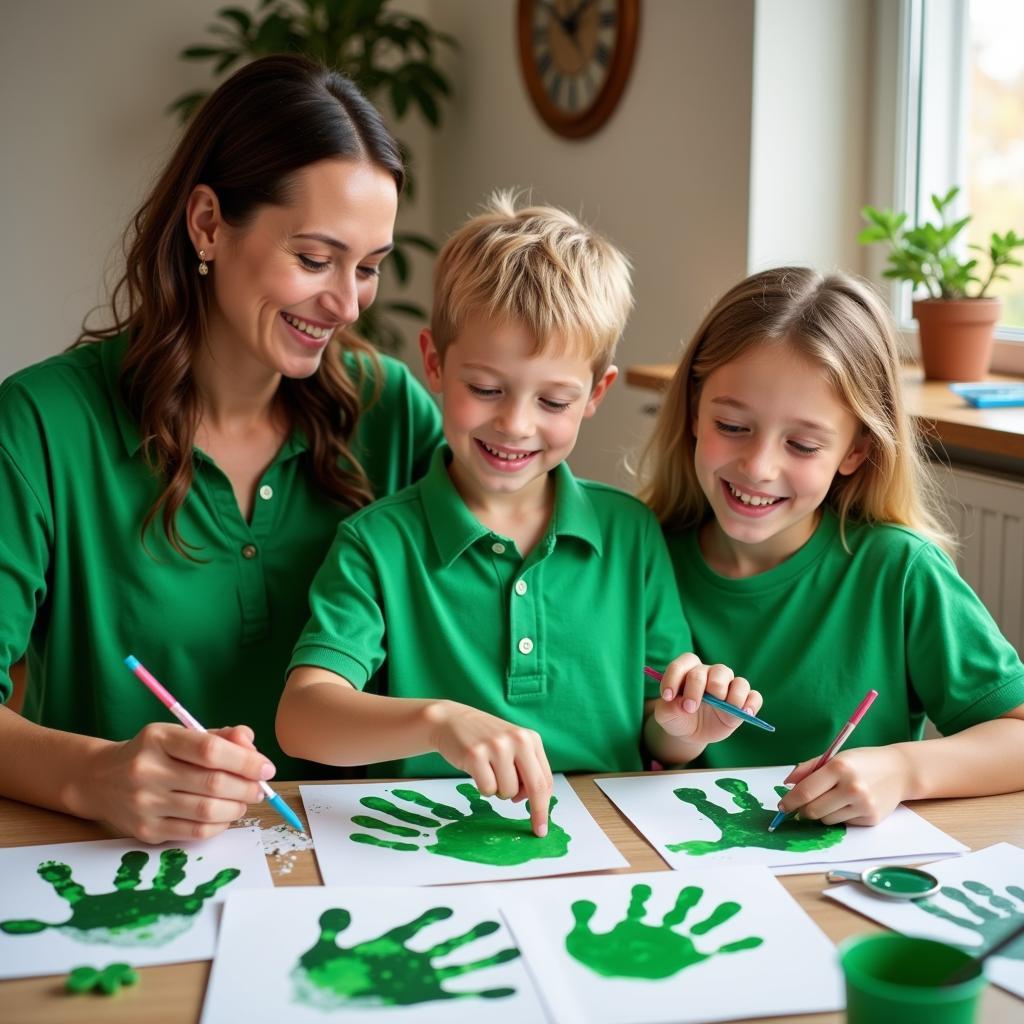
[
  {"x1": 625, "y1": 363, "x2": 1024, "y2": 462},
  {"x1": 2, "y1": 777, "x2": 1022, "y2": 1023}
]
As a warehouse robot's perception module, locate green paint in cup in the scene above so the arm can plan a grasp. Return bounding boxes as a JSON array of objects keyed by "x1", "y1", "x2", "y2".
[{"x1": 839, "y1": 932, "x2": 986, "y2": 1024}]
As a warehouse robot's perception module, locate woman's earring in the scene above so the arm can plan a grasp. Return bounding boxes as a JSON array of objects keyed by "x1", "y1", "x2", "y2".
[{"x1": 198, "y1": 250, "x2": 209, "y2": 276}]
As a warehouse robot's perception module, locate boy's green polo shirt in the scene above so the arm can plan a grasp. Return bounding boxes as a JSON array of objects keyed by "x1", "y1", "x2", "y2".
[
  {"x1": 0, "y1": 335, "x2": 442, "y2": 778},
  {"x1": 290, "y1": 446, "x2": 692, "y2": 776},
  {"x1": 664, "y1": 510, "x2": 1024, "y2": 770}
]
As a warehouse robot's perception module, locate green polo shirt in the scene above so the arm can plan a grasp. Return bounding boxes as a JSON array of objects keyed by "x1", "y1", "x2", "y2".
[
  {"x1": 0, "y1": 335, "x2": 442, "y2": 778},
  {"x1": 289, "y1": 446, "x2": 691, "y2": 777},
  {"x1": 664, "y1": 510, "x2": 1024, "y2": 770}
]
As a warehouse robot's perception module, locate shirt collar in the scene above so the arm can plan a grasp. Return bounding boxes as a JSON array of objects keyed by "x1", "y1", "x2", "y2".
[
  {"x1": 420, "y1": 445, "x2": 603, "y2": 567},
  {"x1": 101, "y1": 332, "x2": 309, "y2": 462}
]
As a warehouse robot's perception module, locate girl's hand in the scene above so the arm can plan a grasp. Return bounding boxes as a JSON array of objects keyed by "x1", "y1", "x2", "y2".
[
  {"x1": 653, "y1": 652, "x2": 763, "y2": 747},
  {"x1": 80, "y1": 723, "x2": 276, "y2": 844},
  {"x1": 777, "y1": 746, "x2": 912, "y2": 826},
  {"x1": 426, "y1": 701, "x2": 553, "y2": 838}
]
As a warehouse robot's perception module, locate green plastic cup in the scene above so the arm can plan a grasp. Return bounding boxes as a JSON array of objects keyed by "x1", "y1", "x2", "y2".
[{"x1": 839, "y1": 933, "x2": 986, "y2": 1024}]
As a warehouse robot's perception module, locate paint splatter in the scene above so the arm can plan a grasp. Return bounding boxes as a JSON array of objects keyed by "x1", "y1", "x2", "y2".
[
  {"x1": 66, "y1": 962, "x2": 139, "y2": 994},
  {"x1": 0, "y1": 850, "x2": 238, "y2": 947},
  {"x1": 565, "y1": 883, "x2": 763, "y2": 979},
  {"x1": 917, "y1": 880, "x2": 1024, "y2": 959},
  {"x1": 666, "y1": 778, "x2": 846, "y2": 855},
  {"x1": 348, "y1": 784, "x2": 570, "y2": 866},
  {"x1": 291, "y1": 906, "x2": 520, "y2": 1008}
]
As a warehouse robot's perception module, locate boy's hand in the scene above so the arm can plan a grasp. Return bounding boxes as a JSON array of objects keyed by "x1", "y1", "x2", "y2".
[
  {"x1": 426, "y1": 701, "x2": 553, "y2": 838},
  {"x1": 653, "y1": 652, "x2": 762, "y2": 747},
  {"x1": 79, "y1": 724, "x2": 275, "y2": 844},
  {"x1": 777, "y1": 746, "x2": 912, "y2": 826}
]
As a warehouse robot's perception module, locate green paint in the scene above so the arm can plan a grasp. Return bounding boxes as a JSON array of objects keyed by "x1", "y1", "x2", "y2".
[
  {"x1": 917, "y1": 880, "x2": 1024, "y2": 960},
  {"x1": 565, "y1": 883, "x2": 764, "y2": 980},
  {"x1": 66, "y1": 962, "x2": 139, "y2": 995},
  {"x1": 350, "y1": 783, "x2": 571, "y2": 866},
  {"x1": 291, "y1": 905, "x2": 520, "y2": 1008},
  {"x1": 0, "y1": 849, "x2": 239, "y2": 947},
  {"x1": 864, "y1": 866, "x2": 937, "y2": 896},
  {"x1": 666, "y1": 778, "x2": 846, "y2": 855}
]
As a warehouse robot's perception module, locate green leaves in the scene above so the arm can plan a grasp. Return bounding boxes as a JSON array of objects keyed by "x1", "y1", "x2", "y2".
[
  {"x1": 859, "y1": 189, "x2": 1023, "y2": 299},
  {"x1": 169, "y1": 0, "x2": 456, "y2": 351}
]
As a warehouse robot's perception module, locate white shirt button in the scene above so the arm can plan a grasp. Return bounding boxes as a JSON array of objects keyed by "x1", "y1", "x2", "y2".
[
  {"x1": 518, "y1": 637, "x2": 534, "y2": 655},
  {"x1": 259, "y1": 485, "x2": 273, "y2": 500},
  {"x1": 241, "y1": 544, "x2": 258, "y2": 559},
  {"x1": 491, "y1": 542, "x2": 506, "y2": 554},
  {"x1": 514, "y1": 579, "x2": 528, "y2": 596}
]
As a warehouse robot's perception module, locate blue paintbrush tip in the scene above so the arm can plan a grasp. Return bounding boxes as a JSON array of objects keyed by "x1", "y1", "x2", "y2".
[
  {"x1": 767, "y1": 808, "x2": 788, "y2": 832},
  {"x1": 267, "y1": 793, "x2": 305, "y2": 834}
]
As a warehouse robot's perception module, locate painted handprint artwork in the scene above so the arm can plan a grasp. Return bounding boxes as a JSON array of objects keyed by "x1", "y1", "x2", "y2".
[
  {"x1": 301, "y1": 774, "x2": 627, "y2": 886},
  {"x1": 826, "y1": 843, "x2": 1024, "y2": 1000},
  {"x1": 499, "y1": 868, "x2": 843, "y2": 1024},
  {"x1": 0, "y1": 829, "x2": 271, "y2": 979},
  {"x1": 200, "y1": 887, "x2": 546, "y2": 1024},
  {"x1": 598, "y1": 767, "x2": 965, "y2": 873}
]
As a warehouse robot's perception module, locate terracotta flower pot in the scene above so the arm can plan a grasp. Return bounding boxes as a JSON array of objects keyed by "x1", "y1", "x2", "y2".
[{"x1": 912, "y1": 297, "x2": 1002, "y2": 381}]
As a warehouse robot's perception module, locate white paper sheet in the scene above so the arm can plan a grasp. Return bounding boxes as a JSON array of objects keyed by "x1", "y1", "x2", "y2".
[
  {"x1": 597, "y1": 768, "x2": 966, "y2": 873},
  {"x1": 200, "y1": 885, "x2": 548, "y2": 1023},
  {"x1": 825, "y1": 842, "x2": 1024, "y2": 999},
  {"x1": 301, "y1": 773, "x2": 627, "y2": 886},
  {"x1": 0, "y1": 827, "x2": 271, "y2": 979},
  {"x1": 494, "y1": 867, "x2": 843, "y2": 1023}
]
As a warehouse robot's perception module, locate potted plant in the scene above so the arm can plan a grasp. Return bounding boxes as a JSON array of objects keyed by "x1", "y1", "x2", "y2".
[
  {"x1": 172, "y1": 0, "x2": 457, "y2": 352},
  {"x1": 859, "y1": 187, "x2": 1024, "y2": 380}
]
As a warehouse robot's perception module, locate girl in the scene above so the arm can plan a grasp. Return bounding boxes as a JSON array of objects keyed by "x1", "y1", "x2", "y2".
[
  {"x1": 639, "y1": 266, "x2": 1024, "y2": 826},
  {"x1": 0, "y1": 56, "x2": 442, "y2": 843}
]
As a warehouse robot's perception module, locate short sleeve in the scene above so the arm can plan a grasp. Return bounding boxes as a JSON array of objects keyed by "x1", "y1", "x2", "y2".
[
  {"x1": 287, "y1": 521, "x2": 388, "y2": 687},
  {"x1": 904, "y1": 542, "x2": 1024, "y2": 734},
  {"x1": 0, "y1": 381, "x2": 54, "y2": 702},
  {"x1": 642, "y1": 511, "x2": 694, "y2": 700},
  {"x1": 353, "y1": 355, "x2": 442, "y2": 497}
]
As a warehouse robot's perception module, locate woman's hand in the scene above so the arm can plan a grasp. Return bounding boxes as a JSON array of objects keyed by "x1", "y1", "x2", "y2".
[
  {"x1": 653, "y1": 652, "x2": 762, "y2": 747},
  {"x1": 425, "y1": 701, "x2": 553, "y2": 838},
  {"x1": 777, "y1": 745, "x2": 912, "y2": 826},
  {"x1": 77, "y1": 723, "x2": 277, "y2": 844}
]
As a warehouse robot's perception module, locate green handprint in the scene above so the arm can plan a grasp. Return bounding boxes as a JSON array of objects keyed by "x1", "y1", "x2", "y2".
[
  {"x1": 667, "y1": 778, "x2": 846, "y2": 855},
  {"x1": 916, "y1": 880, "x2": 1024, "y2": 960},
  {"x1": 291, "y1": 906, "x2": 520, "y2": 1008},
  {"x1": 0, "y1": 849, "x2": 239, "y2": 947},
  {"x1": 349, "y1": 783, "x2": 570, "y2": 866},
  {"x1": 566, "y1": 883, "x2": 764, "y2": 979}
]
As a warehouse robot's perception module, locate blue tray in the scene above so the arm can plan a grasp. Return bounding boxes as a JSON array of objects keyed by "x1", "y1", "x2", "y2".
[{"x1": 948, "y1": 383, "x2": 1024, "y2": 408}]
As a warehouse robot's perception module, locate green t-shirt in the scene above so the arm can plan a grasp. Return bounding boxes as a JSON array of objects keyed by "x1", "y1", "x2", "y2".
[
  {"x1": 665, "y1": 509, "x2": 1024, "y2": 769},
  {"x1": 290, "y1": 446, "x2": 692, "y2": 776},
  {"x1": 0, "y1": 335, "x2": 442, "y2": 778}
]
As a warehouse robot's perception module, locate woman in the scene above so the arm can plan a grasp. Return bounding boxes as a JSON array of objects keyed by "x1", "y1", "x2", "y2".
[{"x1": 0, "y1": 56, "x2": 442, "y2": 843}]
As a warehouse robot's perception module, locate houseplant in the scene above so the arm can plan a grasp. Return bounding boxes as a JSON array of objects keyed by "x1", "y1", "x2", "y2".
[
  {"x1": 172, "y1": 0, "x2": 457, "y2": 352},
  {"x1": 859, "y1": 187, "x2": 1024, "y2": 380}
]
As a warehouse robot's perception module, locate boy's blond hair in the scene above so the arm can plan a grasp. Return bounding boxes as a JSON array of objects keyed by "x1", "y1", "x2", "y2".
[
  {"x1": 636, "y1": 266, "x2": 955, "y2": 553},
  {"x1": 431, "y1": 191, "x2": 633, "y2": 379}
]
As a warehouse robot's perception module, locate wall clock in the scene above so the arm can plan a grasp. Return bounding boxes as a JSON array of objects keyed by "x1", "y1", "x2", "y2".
[{"x1": 518, "y1": 0, "x2": 640, "y2": 139}]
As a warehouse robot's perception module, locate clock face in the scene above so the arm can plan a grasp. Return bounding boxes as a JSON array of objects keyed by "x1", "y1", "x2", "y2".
[{"x1": 518, "y1": 0, "x2": 639, "y2": 139}]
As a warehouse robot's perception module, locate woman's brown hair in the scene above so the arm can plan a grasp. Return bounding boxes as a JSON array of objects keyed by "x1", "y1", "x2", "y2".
[{"x1": 77, "y1": 54, "x2": 405, "y2": 555}]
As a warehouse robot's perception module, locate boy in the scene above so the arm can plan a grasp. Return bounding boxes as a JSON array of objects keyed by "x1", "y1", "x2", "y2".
[{"x1": 277, "y1": 194, "x2": 760, "y2": 835}]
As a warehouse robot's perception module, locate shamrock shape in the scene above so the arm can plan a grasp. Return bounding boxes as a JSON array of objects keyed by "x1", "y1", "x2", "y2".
[
  {"x1": 0, "y1": 849, "x2": 239, "y2": 947},
  {"x1": 667, "y1": 777, "x2": 846, "y2": 855},
  {"x1": 917, "y1": 880, "x2": 1024, "y2": 960},
  {"x1": 291, "y1": 905, "x2": 520, "y2": 1008},
  {"x1": 349, "y1": 783, "x2": 570, "y2": 866},
  {"x1": 566, "y1": 882, "x2": 764, "y2": 979},
  {"x1": 66, "y1": 962, "x2": 139, "y2": 995}
]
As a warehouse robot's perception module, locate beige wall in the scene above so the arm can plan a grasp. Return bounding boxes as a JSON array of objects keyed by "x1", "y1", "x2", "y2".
[{"x1": 2, "y1": 0, "x2": 874, "y2": 487}]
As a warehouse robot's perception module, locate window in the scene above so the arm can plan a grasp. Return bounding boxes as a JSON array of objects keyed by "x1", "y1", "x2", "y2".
[{"x1": 903, "y1": 0, "x2": 1024, "y2": 342}]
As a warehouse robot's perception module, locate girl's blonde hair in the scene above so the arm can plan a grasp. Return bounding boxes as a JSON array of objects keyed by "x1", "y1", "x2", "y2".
[{"x1": 637, "y1": 266, "x2": 954, "y2": 552}]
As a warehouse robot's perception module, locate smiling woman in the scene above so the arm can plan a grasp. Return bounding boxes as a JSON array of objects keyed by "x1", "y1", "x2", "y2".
[{"x1": 0, "y1": 55, "x2": 442, "y2": 844}]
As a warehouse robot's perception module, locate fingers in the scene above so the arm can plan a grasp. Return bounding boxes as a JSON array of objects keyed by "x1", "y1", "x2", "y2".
[
  {"x1": 777, "y1": 763, "x2": 836, "y2": 815},
  {"x1": 160, "y1": 726, "x2": 275, "y2": 782},
  {"x1": 519, "y1": 747, "x2": 553, "y2": 838},
  {"x1": 784, "y1": 757, "x2": 818, "y2": 786},
  {"x1": 657, "y1": 652, "x2": 703, "y2": 704}
]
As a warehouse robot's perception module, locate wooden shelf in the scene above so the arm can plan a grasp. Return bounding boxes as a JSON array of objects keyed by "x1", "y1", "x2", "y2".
[{"x1": 625, "y1": 363, "x2": 1024, "y2": 462}]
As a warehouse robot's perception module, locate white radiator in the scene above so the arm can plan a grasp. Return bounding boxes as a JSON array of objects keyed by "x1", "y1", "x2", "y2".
[{"x1": 937, "y1": 466, "x2": 1024, "y2": 655}]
